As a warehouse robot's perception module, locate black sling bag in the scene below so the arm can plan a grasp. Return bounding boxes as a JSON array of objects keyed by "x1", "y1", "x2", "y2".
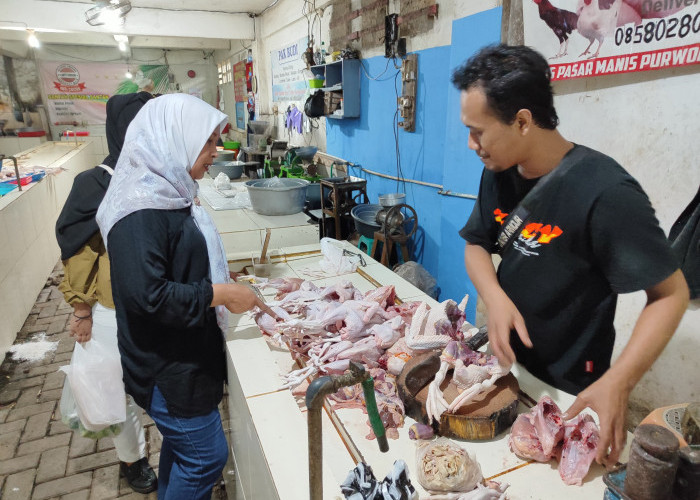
[{"x1": 496, "y1": 145, "x2": 584, "y2": 255}]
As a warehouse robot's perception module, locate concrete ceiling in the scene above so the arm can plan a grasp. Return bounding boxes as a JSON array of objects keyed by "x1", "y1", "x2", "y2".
[{"x1": 0, "y1": 0, "x2": 277, "y2": 53}]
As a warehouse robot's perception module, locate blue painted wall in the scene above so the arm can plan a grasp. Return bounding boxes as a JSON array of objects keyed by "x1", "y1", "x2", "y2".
[{"x1": 326, "y1": 8, "x2": 502, "y2": 322}]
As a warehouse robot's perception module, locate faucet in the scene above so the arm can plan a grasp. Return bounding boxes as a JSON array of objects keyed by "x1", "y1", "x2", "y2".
[
  {"x1": 63, "y1": 130, "x2": 79, "y2": 146},
  {"x1": 306, "y1": 360, "x2": 388, "y2": 500},
  {"x1": 0, "y1": 154, "x2": 22, "y2": 191}
]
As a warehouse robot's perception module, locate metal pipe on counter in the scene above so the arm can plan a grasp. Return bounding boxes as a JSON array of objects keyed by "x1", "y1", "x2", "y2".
[
  {"x1": 306, "y1": 361, "x2": 388, "y2": 500},
  {"x1": 0, "y1": 154, "x2": 22, "y2": 191}
]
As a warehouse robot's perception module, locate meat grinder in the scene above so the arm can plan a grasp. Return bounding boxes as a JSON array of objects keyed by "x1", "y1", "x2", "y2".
[{"x1": 372, "y1": 201, "x2": 418, "y2": 266}]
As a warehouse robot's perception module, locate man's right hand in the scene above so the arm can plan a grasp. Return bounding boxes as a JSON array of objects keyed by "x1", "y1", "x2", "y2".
[{"x1": 485, "y1": 291, "x2": 532, "y2": 368}]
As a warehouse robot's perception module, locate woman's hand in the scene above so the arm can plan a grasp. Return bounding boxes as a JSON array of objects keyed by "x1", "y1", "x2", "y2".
[
  {"x1": 212, "y1": 283, "x2": 279, "y2": 318},
  {"x1": 69, "y1": 303, "x2": 92, "y2": 343}
]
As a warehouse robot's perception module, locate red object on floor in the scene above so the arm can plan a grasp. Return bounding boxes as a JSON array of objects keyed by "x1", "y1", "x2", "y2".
[{"x1": 17, "y1": 130, "x2": 46, "y2": 137}]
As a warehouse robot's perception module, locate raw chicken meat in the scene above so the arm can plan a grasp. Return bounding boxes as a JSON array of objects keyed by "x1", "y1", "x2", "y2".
[
  {"x1": 508, "y1": 413, "x2": 550, "y2": 462},
  {"x1": 508, "y1": 396, "x2": 600, "y2": 485},
  {"x1": 559, "y1": 414, "x2": 600, "y2": 485},
  {"x1": 531, "y1": 396, "x2": 565, "y2": 457}
]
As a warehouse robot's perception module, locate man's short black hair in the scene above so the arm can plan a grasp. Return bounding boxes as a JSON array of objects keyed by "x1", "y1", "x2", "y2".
[{"x1": 452, "y1": 44, "x2": 559, "y2": 130}]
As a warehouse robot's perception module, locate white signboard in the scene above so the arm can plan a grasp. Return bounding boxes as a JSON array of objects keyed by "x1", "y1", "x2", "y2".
[
  {"x1": 523, "y1": 0, "x2": 700, "y2": 80},
  {"x1": 271, "y1": 37, "x2": 309, "y2": 101}
]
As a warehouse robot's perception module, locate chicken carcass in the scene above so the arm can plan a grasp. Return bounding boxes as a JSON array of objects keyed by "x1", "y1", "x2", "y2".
[
  {"x1": 508, "y1": 413, "x2": 551, "y2": 462},
  {"x1": 531, "y1": 396, "x2": 565, "y2": 457},
  {"x1": 425, "y1": 340, "x2": 508, "y2": 425},
  {"x1": 559, "y1": 413, "x2": 600, "y2": 485},
  {"x1": 508, "y1": 396, "x2": 564, "y2": 461},
  {"x1": 508, "y1": 396, "x2": 600, "y2": 485}
]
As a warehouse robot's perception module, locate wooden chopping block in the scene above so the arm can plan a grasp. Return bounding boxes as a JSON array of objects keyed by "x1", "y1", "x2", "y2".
[{"x1": 397, "y1": 351, "x2": 519, "y2": 440}]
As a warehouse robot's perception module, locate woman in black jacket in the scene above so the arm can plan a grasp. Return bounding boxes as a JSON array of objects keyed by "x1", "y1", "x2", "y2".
[{"x1": 97, "y1": 94, "x2": 272, "y2": 500}]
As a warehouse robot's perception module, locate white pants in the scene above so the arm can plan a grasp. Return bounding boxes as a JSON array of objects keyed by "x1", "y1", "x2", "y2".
[{"x1": 92, "y1": 303, "x2": 147, "y2": 463}]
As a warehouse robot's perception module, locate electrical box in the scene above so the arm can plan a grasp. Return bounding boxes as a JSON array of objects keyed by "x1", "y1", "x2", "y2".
[{"x1": 398, "y1": 54, "x2": 417, "y2": 132}]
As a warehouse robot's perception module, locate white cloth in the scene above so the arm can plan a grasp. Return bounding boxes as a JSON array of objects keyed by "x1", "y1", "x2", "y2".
[
  {"x1": 92, "y1": 304, "x2": 146, "y2": 462},
  {"x1": 96, "y1": 94, "x2": 230, "y2": 333}
]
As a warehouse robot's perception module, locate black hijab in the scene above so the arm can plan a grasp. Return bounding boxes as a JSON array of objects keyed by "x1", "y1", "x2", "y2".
[{"x1": 55, "y1": 91, "x2": 153, "y2": 260}]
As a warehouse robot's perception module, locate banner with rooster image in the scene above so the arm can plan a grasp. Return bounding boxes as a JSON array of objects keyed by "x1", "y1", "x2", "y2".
[
  {"x1": 523, "y1": 0, "x2": 700, "y2": 80},
  {"x1": 38, "y1": 62, "x2": 169, "y2": 125}
]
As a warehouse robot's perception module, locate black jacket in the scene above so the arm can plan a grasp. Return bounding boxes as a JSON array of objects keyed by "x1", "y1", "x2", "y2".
[{"x1": 107, "y1": 208, "x2": 226, "y2": 417}]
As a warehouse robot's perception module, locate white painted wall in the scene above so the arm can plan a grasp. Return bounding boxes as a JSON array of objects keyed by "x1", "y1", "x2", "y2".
[
  {"x1": 247, "y1": 0, "x2": 699, "y2": 412},
  {"x1": 554, "y1": 67, "x2": 700, "y2": 409}
]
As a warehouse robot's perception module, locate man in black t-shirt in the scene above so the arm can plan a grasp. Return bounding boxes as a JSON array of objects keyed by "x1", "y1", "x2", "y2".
[{"x1": 453, "y1": 44, "x2": 689, "y2": 468}]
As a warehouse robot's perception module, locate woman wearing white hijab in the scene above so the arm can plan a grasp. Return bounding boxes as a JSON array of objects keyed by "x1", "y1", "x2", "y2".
[{"x1": 97, "y1": 94, "x2": 272, "y2": 499}]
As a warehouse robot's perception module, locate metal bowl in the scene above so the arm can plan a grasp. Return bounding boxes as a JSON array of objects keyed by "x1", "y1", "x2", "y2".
[
  {"x1": 245, "y1": 178, "x2": 310, "y2": 215},
  {"x1": 378, "y1": 193, "x2": 406, "y2": 207},
  {"x1": 216, "y1": 150, "x2": 237, "y2": 162},
  {"x1": 350, "y1": 204, "x2": 382, "y2": 238},
  {"x1": 293, "y1": 146, "x2": 318, "y2": 161},
  {"x1": 209, "y1": 161, "x2": 244, "y2": 180}
]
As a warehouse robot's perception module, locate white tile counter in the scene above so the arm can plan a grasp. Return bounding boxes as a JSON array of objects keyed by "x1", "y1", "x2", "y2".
[
  {"x1": 0, "y1": 141, "x2": 96, "y2": 354},
  {"x1": 197, "y1": 176, "x2": 319, "y2": 261},
  {"x1": 222, "y1": 241, "x2": 631, "y2": 500}
]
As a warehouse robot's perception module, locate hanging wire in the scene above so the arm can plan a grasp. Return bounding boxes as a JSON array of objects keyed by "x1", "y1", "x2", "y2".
[
  {"x1": 360, "y1": 57, "x2": 395, "y2": 81},
  {"x1": 393, "y1": 62, "x2": 406, "y2": 194}
]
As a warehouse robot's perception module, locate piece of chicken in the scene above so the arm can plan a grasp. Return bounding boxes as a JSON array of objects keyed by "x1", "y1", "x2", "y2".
[
  {"x1": 576, "y1": 0, "x2": 622, "y2": 59},
  {"x1": 533, "y1": 0, "x2": 580, "y2": 58}
]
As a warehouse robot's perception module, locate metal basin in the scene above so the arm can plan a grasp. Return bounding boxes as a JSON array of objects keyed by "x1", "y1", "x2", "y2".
[
  {"x1": 350, "y1": 204, "x2": 382, "y2": 238},
  {"x1": 209, "y1": 161, "x2": 244, "y2": 179},
  {"x1": 245, "y1": 178, "x2": 309, "y2": 215}
]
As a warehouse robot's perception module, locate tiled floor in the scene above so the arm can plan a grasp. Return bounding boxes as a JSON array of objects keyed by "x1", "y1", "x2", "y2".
[{"x1": 0, "y1": 262, "x2": 234, "y2": 500}]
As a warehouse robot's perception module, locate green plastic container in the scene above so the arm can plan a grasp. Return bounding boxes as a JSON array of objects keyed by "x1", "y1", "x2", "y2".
[
  {"x1": 309, "y1": 79, "x2": 324, "y2": 88},
  {"x1": 223, "y1": 141, "x2": 241, "y2": 150}
]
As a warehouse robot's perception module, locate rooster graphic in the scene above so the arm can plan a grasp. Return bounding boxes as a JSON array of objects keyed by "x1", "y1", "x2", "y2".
[{"x1": 532, "y1": 0, "x2": 580, "y2": 59}]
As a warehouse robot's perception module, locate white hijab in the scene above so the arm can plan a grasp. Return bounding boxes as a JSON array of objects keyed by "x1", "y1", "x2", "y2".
[{"x1": 97, "y1": 93, "x2": 230, "y2": 333}]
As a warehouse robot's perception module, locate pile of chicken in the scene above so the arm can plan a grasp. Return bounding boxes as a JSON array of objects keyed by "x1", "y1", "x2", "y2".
[
  {"x1": 253, "y1": 277, "x2": 502, "y2": 440},
  {"x1": 508, "y1": 396, "x2": 600, "y2": 485}
]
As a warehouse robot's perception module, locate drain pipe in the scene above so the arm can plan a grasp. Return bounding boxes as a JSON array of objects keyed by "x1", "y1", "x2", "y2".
[
  {"x1": 306, "y1": 361, "x2": 388, "y2": 500},
  {"x1": 0, "y1": 155, "x2": 22, "y2": 191}
]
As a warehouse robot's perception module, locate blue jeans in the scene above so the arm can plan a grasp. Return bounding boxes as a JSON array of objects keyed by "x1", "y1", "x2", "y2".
[{"x1": 148, "y1": 386, "x2": 228, "y2": 500}]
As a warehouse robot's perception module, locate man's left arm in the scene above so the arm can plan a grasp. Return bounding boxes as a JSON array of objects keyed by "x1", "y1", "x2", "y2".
[{"x1": 564, "y1": 269, "x2": 689, "y2": 467}]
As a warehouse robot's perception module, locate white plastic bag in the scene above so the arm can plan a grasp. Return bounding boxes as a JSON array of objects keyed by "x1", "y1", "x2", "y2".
[
  {"x1": 319, "y1": 237, "x2": 361, "y2": 275},
  {"x1": 214, "y1": 172, "x2": 232, "y2": 190},
  {"x1": 416, "y1": 437, "x2": 483, "y2": 492},
  {"x1": 59, "y1": 377, "x2": 123, "y2": 439},
  {"x1": 59, "y1": 336, "x2": 126, "y2": 431}
]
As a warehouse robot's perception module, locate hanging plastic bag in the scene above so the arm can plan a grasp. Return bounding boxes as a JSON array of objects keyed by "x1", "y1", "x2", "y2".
[
  {"x1": 59, "y1": 336, "x2": 126, "y2": 432},
  {"x1": 59, "y1": 378, "x2": 123, "y2": 439}
]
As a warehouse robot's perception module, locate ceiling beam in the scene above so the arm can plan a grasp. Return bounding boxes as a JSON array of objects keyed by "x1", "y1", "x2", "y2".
[
  {"x1": 1, "y1": 0, "x2": 255, "y2": 40},
  {"x1": 0, "y1": 29, "x2": 232, "y2": 51}
]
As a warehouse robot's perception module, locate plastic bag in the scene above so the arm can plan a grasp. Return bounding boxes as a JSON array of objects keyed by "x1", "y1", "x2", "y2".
[
  {"x1": 394, "y1": 261, "x2": 438, "y2": 299},
  {"x1": 59, "y1": 336, "x2": 126, "y2": 432},
  {"x1": 319, "y1": 237, "x2": 361, "y2": 275},
  {"x1": 59, "y1": 378, "x2": 123, "y2": 439},
  {"x1": 213, "y1": 172, "x2": 232, "y2": 190},
  {"x1": 416, "y1": 437, "x2": 483, "y2": 492}
]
